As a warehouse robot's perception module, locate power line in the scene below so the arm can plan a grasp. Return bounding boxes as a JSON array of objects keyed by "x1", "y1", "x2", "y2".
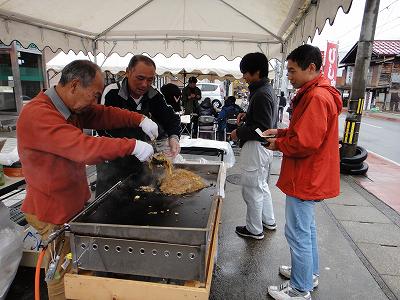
[
  {"x1": 335, "y1": 0, "x2": 399, "y2": 40},
  {"x1": 379, "y1": 0, "x2": 399, "y2": 12},
  {"x1": 375, "y1": 16, "x2": 400, "y2": 31}
]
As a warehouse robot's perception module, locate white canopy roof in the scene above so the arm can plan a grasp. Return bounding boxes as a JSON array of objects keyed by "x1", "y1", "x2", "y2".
[
  {"x1": 47, "y1": 51, "x2": 243, "y2": 79},
  {"x1": 0, "y1": 0, "x2": 352, "y2": 60}
]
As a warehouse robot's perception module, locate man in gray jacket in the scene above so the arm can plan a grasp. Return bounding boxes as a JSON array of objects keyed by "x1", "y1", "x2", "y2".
[{"x1": 230, "y1": 52, "x2": 278, "y2": 239}]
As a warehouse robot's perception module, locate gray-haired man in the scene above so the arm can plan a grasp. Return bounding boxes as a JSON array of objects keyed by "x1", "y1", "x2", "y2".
[{"x1": 17, "y1": 60, "x2": 157, "y2": 299}]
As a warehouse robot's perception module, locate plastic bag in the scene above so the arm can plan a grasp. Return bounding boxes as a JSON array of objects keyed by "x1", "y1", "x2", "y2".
[
  {"x1": 0, "y1": 138, "x2": 19, "y2": 166},
  {"x1": 0, "y1": 202, "x2": 23, "y2": 300}
]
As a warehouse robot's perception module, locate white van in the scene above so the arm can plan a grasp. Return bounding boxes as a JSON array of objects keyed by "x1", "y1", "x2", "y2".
[{"x1": 197, "y1": 83, "x2": 224, "y2": 108}]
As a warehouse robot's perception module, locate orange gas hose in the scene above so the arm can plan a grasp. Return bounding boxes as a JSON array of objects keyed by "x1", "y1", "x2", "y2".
[{"x1": 35, "y1": 249, "x2": 46, "y2": 300}]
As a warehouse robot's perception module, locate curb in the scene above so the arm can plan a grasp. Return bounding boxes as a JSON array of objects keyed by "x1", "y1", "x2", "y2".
[
  {"x1": 351, "y1": 151, "x2": 400, "y2": 214},
  {"x1": 363, "y1": 112, "x2": 400, "y2": 123},
  {"x1": 341, "y1": 108, "x2": 400, "y2": 123}
]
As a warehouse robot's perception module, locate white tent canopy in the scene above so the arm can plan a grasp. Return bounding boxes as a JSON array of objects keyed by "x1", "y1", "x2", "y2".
[
  {"x1": 46, "y1": 51, "x2": 244, "y2": 79},
  {"x1": 0, "y1": 0, "x2": 352, "y2": 60}
]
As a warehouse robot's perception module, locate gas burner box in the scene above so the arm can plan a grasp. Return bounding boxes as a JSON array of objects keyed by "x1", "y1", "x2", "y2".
[{"x1": 68, "y1": 162, "x2": 225, "y2": 282}]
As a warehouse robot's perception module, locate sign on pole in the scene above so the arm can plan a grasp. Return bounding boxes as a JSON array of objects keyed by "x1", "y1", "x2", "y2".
[{"x1": 324, "y1": 42, "x2": 338, "y2": 86}]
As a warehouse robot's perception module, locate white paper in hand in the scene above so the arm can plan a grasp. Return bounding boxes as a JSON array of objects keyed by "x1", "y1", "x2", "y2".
[{"x1": 255, "y1": 128, "x2": 275, "y2": 138}]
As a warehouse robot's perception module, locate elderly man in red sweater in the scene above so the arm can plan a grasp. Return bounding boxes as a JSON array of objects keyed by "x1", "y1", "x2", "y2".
[
  {"x1": 263, "y1": 44, "x2": 342, "y2": 300},
  {"x1": 17, "y1": 60, "x2": 158, "y2": 300}
]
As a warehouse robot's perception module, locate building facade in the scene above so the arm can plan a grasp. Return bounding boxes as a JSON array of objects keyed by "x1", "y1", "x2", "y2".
[
  {"x1": 337, "y1": 40, "x2": 400, "y2": 112},
  {"x1": 0, "y1": 41, "x2": 46, "y2": 115}
]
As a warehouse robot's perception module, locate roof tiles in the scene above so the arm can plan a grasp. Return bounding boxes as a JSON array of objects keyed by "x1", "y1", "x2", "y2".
[{"x1": 372, "y1": 40, "x2": 400, "y2": 56}]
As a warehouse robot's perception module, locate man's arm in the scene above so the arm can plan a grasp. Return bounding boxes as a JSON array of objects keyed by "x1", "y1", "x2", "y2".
[
  {"x1": 236, "y1": 93, "x2": 274, "y2": 143},
  {"x1": 196, "y1": 87, "x2": 202, "y2": 100},
  {"x1": 275, "y1": 95, "x2": 329, "y2": 158},
  {"x1": 277, "y1": 128, "x2": 289, "y2": 137},
  {"x1": 151, "y1": 93, "x2": 181, "y2": 138},
  {"x1": 181, "y1": 87, "x2": 189, "y2": 104},
  {"x1": 17, "y1": 107, "x2": 137, "y2": 165},
  {"x1": 80, "y1": 104, "x2": 143, "y2": 130}
]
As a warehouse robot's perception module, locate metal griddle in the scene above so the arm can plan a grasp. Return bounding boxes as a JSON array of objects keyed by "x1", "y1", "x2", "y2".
[{"x1": 68, "y1": 162, "x2": 225, "y2": 282}]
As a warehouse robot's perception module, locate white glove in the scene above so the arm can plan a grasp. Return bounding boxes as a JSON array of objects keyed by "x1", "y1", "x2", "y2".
[
  {"x1": 132, "y1": 140, "x2": 154, "y2": 162},
  {"x1": 139, "y1": 117, "x2": 158, "y2": 141}
]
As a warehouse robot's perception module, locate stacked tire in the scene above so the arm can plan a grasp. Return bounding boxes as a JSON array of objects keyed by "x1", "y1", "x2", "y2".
[{"x1": 340, "y1": 145, "x2": 368, "y2": 175}]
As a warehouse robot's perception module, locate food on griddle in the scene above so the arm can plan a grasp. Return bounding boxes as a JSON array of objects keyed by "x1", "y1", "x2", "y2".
[
  {"x1": 160, "y1": 168, "x2": 207, "y2": 195},
  {"x1": 137, "y1": 185, "x2": 155, "y2": 192},
  {"x1": 149, "y1": 152, "x2": 173, "y2": 175}
]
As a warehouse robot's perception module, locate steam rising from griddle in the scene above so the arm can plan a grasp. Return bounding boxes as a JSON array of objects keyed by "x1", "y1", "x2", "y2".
[{"x1": 148, "y1": 153, "x2": 207, "y2": 195}]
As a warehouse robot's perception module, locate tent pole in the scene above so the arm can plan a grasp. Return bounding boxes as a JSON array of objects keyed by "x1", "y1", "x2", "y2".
[
  {"x1": 93, "y1": 41, "x2": 98, "y2": 64},
  {"x1": 278, "y1": 44, "x2": 286, "y2": 92}
]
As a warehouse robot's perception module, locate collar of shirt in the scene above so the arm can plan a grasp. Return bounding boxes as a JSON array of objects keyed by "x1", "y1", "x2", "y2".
[
  {"x1": 248, "y1": 77, "x2": 269, "y2": 94},
  {"x1": 118, "y1": 78, "x2": 143, "y2": 109},
  {"x1": 118, "y1": 78, "x2": 130, "y2": 100},
  {"x1": 44, "y1": 86, "x2": 71, "y2": 120}
]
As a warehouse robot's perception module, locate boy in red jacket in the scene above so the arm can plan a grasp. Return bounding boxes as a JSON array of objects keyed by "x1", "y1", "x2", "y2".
[{"x1": 264, "y1": 44, "x2": 342, "y2": 300}]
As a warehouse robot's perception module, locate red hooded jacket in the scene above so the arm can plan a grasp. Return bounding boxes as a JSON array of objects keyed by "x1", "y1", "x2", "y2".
[{"x1": 275, "y1": 74, "x2": 342, "y2": 200}]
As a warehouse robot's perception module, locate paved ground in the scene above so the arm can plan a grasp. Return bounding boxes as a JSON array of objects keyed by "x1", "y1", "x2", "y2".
[
  {"x1": 338, "y1": 113, "x2": 400, "y2": 164},
  {"x1": 362, "y1": 111, "x2": 400, "y2": 123},
  {"x1": 209, "y1": 152, "x2": 400, "y2": 300},
  {"x1": 341, "y1": 109, "x2": 400, "y2": 123}
]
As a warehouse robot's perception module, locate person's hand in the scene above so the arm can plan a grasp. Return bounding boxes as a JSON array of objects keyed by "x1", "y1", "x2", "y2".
[
  {"x1": 167, "y1": 137, "x2": 180, "y2": 157},
  {"x1": 236, "y1": 112, "x2": 246, "y2": 125},
  {"x1": 262, "y1": 128, "x2": 278, "y2": 137},
  {"x1": 189, "y1": 93, "x2": 195, "y2": 99},
  {"x1": 230, "y1": 129, "x2": 238, "y2": 141},
  {"x1": 265, "y1": 138, "x2": 277, "y2": 150},
  {"x1": 139, "y1": 117, "x2": 158, "y2": 140},
  {"x1": 132, "y1": 140, "x2": 154, "y2": 162}
]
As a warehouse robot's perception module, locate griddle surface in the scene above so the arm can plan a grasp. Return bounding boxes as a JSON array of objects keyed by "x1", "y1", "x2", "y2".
[{"x1": 76, "y1": 168, "x2": 216, "y2": 229}]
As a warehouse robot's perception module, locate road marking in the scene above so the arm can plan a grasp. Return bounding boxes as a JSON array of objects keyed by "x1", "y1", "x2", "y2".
[
  {"x1": 361, "y1": 122, "x2": 382, "y2": 129},
  {"x1": 366, "y1": 149, "x2": 400, "y2": 167}
]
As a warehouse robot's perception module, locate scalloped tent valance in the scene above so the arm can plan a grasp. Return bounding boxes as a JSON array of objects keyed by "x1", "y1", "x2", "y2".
[
  {"x1": 46, "y1": 51, "x2": 245, "y2": 79},
  {"x1": 0, "y1": 0, "x2": 352, "y2": 60}
]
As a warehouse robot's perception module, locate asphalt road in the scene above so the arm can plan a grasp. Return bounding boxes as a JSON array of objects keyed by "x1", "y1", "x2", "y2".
[{"x1": 338, "y1": 113, "x2": 400, "y2": 164}]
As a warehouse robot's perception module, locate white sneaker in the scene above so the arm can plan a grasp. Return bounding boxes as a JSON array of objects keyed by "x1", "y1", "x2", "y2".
[
  {"x1": 268, "y1": 281, "x2": 311, "y2": 300},
  {"x1": 262, "y1": 222, "x2": 277, "y2": 231},
  {"x1": 279, "y1": 265, "x2": 319, "y2": 288}
]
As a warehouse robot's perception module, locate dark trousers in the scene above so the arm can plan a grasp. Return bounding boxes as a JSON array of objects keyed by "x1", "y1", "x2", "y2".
[
  {"x1": 191, "y1": 115, "x2": 199, "y2": 138},
  {"x1": 278, "y1": 106, "x2": 284, "y2": 123}
]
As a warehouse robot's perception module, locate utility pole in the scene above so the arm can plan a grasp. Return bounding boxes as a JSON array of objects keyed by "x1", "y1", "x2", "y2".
[{"x1": 341, "y1": 0, "x2": 380, "y2": 158}]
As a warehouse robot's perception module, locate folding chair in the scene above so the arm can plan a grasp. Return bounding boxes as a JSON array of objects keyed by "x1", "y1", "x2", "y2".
[
  {"x1": 225, "y1": 118, "x2": 238, "y2": 141},
  {"x1": 197, "y1": 115, "x2": 217, "y2": 140},
  {"x1": 180, "y1": 114, "x2": 192, "y2": 138}
]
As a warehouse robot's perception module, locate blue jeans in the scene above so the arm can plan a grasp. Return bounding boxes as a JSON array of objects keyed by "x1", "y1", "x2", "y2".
[{"x1": 285, "y1": 195, "x2": 319, "y2": 292}]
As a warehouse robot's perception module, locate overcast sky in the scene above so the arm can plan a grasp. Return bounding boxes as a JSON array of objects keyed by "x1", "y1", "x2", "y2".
[{"x1": 309, "y1": 0, "x2": 400, "y2": 55}]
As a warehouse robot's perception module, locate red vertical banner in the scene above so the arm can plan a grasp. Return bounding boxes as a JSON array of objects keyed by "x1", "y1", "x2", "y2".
[
  {"x1": 323, "y1": 42, "x2": 338, "y2": 86},
  {"x1": 320, "y1": 51, "x2": 325, "y2": 68}
]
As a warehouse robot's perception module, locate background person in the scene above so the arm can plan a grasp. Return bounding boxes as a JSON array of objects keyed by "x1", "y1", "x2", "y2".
[
  {"x1": 198, "y1": 97, "x2": 217, "y2": 117},
  {"x1": 17, "y1": 60, "x2": 157, "y2": 300},
  {"x1": 216, "y1": 96, "x2": 243, "y2": 141},
  {"x1": 264, "y1": 44, "x2": 342, "y2": 300},
  {"x1": 181, "y1": 76, "x2": 201, "y2": 137},
  {"x1": 230, "y1": 52, "x2": 278, "y2": 240},
  {"x1": 96, "y1": 55, "x2": 181, "y2": 196},
  {"x1": 161, "y1": 82, "x2": 182, "y2": 113},
  {"x1": 278, "y1": 91, "x2": 287, "y2": 123}
]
